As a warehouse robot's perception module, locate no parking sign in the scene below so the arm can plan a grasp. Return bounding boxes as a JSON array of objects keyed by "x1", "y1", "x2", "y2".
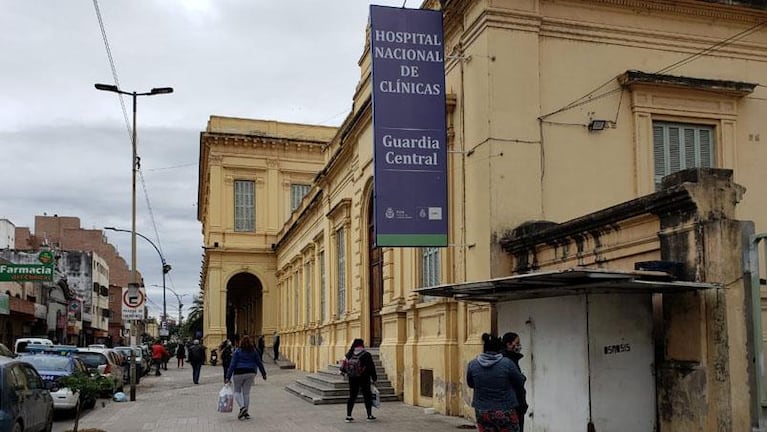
[{"x1": 121, "y1": 286, "x2": 146, "y2": 320}]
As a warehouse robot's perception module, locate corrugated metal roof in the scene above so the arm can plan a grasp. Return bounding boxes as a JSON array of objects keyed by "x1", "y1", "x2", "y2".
[{"x1": 415, "y1": 268, "x2": 715, "y2": 302}]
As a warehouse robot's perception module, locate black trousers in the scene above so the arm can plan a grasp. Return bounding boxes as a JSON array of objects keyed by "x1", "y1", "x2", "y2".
[{"x1": 346, "y1": 376, "x2": 373, "y2": 417}]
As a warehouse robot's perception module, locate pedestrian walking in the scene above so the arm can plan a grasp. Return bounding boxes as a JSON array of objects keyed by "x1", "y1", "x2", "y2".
[
  {"x1": 162, "y1": 341, "x2": 170, "y2": 370},
  {"x1": 340, "y1": 338, "x2": 377, "y2": 423},
  {"x1": 257, "y1": 335, "x2": 265, "y2": 355},
  {"x1": 226, "y1": 335, "x2": 267, "y2": 420},
  {"x1": 502, "y1": 332, "x2": 528, "y2": 432},
  {"x1": 272, "y1": 331, "x2": 280, "y2": 363},
  {"x1": 176, "y1": 342, "x2": 186, "y2": 368},
  {"x1": 151, "y1": 340, "x2": 168, "y2": 376},
  {"x1": 466, "y1": 333, "x2": 526, "y2": 432},
  {"x1": 188, "y1": 339, "x2": 206, "y2": 384},
  {"x1": 220, "y1": 339, "x2": 233, "y2": 382}
]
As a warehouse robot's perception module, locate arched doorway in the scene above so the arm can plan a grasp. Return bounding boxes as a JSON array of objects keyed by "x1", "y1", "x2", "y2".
[
  {"x1": 225, "y1": 273, "x2": 263, "y2": 343},
  {"x1": 368, "y1": 198, "x2": 384, "y2": 347}
]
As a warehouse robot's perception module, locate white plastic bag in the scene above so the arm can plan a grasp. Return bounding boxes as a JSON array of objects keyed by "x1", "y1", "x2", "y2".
[
  {"x1": 371, "y1": 384, "x2": 381, "y2": 409},
  {"x1": 217, "y1": 383, "x2": 234, "y2": 413}
]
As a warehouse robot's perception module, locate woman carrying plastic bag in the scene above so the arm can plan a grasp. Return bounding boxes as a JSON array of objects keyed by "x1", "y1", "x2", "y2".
[
  {"x1": 371, "y1": 384, "x2": 381, "y2": 409},
  {"x1": 218, "y1": 382, "x2": 234, "y2": 413}
]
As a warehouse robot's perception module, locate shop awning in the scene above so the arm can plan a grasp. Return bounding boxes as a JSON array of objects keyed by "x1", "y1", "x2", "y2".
[{"x1": 415, "y1": 268, "x2": 715, "y2": 303}]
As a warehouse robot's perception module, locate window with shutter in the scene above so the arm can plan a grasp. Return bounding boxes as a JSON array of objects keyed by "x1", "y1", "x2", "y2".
[
  {"x1": 652, "y1": 122, "x2": 715, "y2": 190},
  {"x1": 290, "y1": 184, "x2": 311, "y2": 211},
  {"x1": 305, "y1": 260, "x2": 312, "y2": 324},
  {"x1": 336, "y1": 228, "x2": 346, "y2": 317},
  {"x1": 420, "y1": 247, "x2": 440, "y2": 302},
  {"x1": 234, "y1": 180, "x2": 255, "y2": 231},
  {"x1": 319, "y1": 251, "x2": 326, "y2": 323}
]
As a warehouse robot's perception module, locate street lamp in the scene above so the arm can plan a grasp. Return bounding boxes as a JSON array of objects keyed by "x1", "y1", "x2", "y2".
[
  {"x1": 97, "y1": 83, "x2": 172, "y2": 402},
  {"x1": 95, "y1": 83, "x2": 173, "y2": 302},
  {"x1": 152, "y1": 284, "x2": 188, "y2": 330}
]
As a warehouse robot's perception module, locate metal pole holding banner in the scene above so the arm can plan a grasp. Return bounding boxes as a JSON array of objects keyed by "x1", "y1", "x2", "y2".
[{"x1": 749, "y1": 233, "x2": 767, "y2": 429}]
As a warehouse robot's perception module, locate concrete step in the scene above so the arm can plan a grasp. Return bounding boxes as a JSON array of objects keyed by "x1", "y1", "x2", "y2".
[
  {"x1": 299, "y1": 376, "x2": 396, "y2": 395},
  {"x1": 285, "y1": 382, "x2": 400, "y2": 405},
  {"x1": 307, "y1": 373, "x2": 392, "y2": 389}
]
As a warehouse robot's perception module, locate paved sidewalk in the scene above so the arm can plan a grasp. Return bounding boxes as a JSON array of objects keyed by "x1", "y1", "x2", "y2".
[{"x1": 54, "y1": 362, "x2": 475, "y2": 432}]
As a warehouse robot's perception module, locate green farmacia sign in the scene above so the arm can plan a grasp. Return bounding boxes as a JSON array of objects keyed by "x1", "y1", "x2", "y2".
[{"x1": 0, "y1": 264, "x2": 54, "y2": 282}]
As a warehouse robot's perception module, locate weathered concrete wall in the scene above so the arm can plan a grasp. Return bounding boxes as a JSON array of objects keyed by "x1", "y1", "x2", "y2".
[{"x1": 657, "y1": 170, "x2": 752, "y2": 431}]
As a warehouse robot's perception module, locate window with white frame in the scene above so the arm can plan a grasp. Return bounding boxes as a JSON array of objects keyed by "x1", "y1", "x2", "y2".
[
  {"x1": 234, "y1": 180, "x2": 255, "y2": 231},
  {"x1": 319, "y1": 250, "x2": 326, "y2": 323},
  {"x1": 290, "y1": 184, "x2": 311, "y2": 212},
  {"x1": 336, "y1": 228, "x2": 346, "y2": 317},
  {"x1": 305, "y1": 260, "x2": 312, "y2": 324},
  {"x1": 421, "y1": 247, "x2": 441, "y2": 287},
  {"x1": 420, "y1": 247, "x2": 440, "y2": 302},
  {"x1": 653, "y1": 122, "x2": 714, "y2": 190}
]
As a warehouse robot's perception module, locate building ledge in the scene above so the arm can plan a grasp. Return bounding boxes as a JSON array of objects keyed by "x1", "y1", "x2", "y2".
[{"x1": 618, "y1": 70, "x2": 757, "y2": 97}]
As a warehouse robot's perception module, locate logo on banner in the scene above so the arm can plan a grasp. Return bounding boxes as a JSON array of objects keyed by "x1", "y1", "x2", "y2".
[{"x1": 370, "y1": 5, "x2": 448, "y2": 247}]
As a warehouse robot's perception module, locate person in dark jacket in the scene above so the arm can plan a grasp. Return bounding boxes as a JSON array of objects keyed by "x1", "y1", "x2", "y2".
[
  {"x1": 502, "y1": 332, "x2": 528, "y2": 432},
  {"x1": 187, "y1": 339, "x2": 206, "y2": 384},
  {"x1": 467, "y1": 333, "x2": 525, "y2": 432},
  {"x1": 176, "y1": 343, "x2": 186, "y2": 368},
  {"x1": 340, "y1": 338, "x2": 377, "y2": 423},
  {"x1": 220, "y1": 339, "x2": 233, "y2": 382},
  {"x1": 272, "y1": 331, "x2": 280, "y2": 363},
  {"x1": 226, "y1": 335, "x2": 267, "y2": 420},
  {"x1": 257, "y1": 335, "x2": 265, "y2": 355}
]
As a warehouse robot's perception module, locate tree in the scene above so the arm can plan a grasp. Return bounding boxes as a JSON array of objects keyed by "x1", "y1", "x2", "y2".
[
  {"x1": 182, "y1": 290, "x2": 204, "y2": 337},
  {"x1": 59, "y1": 372, "x2": 111, "y2": 432}
]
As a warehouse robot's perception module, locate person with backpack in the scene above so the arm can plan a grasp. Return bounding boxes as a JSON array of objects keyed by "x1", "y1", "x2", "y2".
[
  {"x1": 188, "y1": 339, "x2": 206, "y2": 384},
  {"x1": 340, "y1": 338, "x2": 377, "y2": 423}
]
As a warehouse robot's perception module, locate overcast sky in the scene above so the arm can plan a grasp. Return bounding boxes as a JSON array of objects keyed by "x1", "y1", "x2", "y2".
[{"x1": 0, "y1": 0, "x2": 411, "y2": 319}]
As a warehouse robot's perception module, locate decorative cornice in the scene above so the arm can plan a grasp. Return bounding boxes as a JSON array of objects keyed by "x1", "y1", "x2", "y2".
[{"x1": 587, "y1": 0, "x2": 767, "y2": 23}]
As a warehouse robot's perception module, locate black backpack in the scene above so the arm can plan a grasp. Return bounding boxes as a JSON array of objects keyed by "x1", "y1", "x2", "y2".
[{"x1": 342, "y1": 353, "x2": 365, "y2": 378}]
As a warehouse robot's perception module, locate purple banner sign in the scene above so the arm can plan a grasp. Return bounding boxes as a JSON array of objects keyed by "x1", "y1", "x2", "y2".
[{"x1": 371, "y1": 5, "x2": 447, "y2": 247}]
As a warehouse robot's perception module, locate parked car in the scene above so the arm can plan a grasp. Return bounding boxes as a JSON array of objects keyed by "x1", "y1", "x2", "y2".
[
  {"x1": 113, "y1": 346, "x2": 145, "y2": 383},
  {"x1": 13, "y1": 338, "x2": 53, "y2": 355},
  {"x1": 74, "y1": 349, "x2": 124, "y2": 395},
  {"x1": 0, "y1": 356, "x2": 54, "y2": 432},
  {"x1": 21, "y1": 353, "x2": 96, "y2": 412},
  {"x1": 0, "y1": 343, "x2": 15, "y2": 358}
]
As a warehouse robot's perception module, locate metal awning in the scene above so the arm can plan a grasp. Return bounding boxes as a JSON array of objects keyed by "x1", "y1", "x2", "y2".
[{"x1": 415, "y1": 267, "x2": 716, "y2": 303}]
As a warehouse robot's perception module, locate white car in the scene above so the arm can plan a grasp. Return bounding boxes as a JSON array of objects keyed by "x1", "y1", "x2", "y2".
[
  {"x1": 75, "y1": 348, "x2": 125, "y2": 395},
  {"x1": 22, "y1": 354, "x2": 96, "y2": 411}
]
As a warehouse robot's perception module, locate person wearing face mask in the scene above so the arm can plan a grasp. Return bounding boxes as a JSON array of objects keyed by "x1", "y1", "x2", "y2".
[
  {"x1": 502, "y1": 332, "x2": 528, "y2": 431},
  {"x1": 340, "y1": 338, "x2": 377, "y2": 423}
]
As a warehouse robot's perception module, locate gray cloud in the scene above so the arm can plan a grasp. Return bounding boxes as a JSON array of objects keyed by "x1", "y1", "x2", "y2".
[{"x1": 1, "y1": 0, "x2": 409, "y2": 318}]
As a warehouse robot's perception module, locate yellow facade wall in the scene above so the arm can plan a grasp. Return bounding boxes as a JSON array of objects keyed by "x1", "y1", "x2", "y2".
[{"x1": 198, "y1": 0, "x2": 767, "y2": 421}]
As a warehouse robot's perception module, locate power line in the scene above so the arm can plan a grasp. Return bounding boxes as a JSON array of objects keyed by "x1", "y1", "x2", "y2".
[
  {"x1": 145, "y1": 163, "x2": 197, "y2": 172},
  {"x1": 92, "y1": 0, "x2": 132, "y2": 142},
  {"x1": 92, "y1": 0, "x2": 168, "y2": 276}
]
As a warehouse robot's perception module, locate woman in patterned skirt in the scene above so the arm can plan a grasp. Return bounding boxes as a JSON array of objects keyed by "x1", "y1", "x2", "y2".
[{"x1": 466, "y1": 333, "x2": 526, "y2": 432}]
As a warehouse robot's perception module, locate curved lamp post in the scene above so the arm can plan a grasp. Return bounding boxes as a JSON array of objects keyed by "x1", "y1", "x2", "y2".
[
  {"x1": 151, "y1": 284, "x2": 187, "y2": 330},
  {"x1": 104, "y1": 227, "x2": 171, "y2": 324}
]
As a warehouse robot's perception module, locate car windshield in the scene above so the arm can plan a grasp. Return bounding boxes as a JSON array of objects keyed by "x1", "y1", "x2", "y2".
[
  {"x1": 75, "y1": 352, "x2": 107, "y2": 368},
  {"x1": 23, "y1": 356, "x2": 72, "y2": 372}
]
